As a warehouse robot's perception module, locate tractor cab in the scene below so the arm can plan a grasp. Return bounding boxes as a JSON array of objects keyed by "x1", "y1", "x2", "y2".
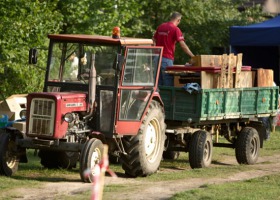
[{"x1": 27, "y1": 33, "x2": 163, "y2": 140}]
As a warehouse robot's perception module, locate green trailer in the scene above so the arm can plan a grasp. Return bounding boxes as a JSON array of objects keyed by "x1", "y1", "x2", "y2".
[{"x1": 159, "y1": 86, "x2": 279, "y2": 168}]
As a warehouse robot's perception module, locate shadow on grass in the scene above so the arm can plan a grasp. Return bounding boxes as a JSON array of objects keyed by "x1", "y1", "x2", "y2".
[
  {"x1": 211, "y1": 160, "x2": 235, "y2": 166},
  {"x1": 108, "y1": 172, "x2": 131, "y2": 178},
  {"x1": 12, "y1": 175, "x2": 81, "y2": 182},
  {"x1": 12, "y1": 164, "x2": 82, "y2": 183},
  {"x1": 14, "y1": 165, "x2": 132, "y2": 182}
]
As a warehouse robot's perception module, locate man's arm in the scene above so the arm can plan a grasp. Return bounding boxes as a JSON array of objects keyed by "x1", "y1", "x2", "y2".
[
  {"x1": 152, "y1": 38, "x2": 157, "y2": 46},
  {"x1": 179, "y1": 40, "x2": 194, "y2": 58}
]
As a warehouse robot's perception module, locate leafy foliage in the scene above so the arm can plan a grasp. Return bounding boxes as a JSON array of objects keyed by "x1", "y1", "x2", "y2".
[
  {"x1": 0, "y1": 0, "x2": 62, "y2": 98},
  {"x1": 0, "y1": 0, "x2": 269, "y2": 98}
]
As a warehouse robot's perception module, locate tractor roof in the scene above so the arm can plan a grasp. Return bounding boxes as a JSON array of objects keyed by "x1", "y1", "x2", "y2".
[{"x1": 48, "y1": 34, "x2": 153, "y2": 46}]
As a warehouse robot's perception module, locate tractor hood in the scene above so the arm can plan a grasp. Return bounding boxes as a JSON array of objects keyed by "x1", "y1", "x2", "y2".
[
  {"x1": 26, "y1": 92, "x2": 88, "y2": 139},
  {"x1": 27, "y1": 92, "x2": 87, "y2": 112}
]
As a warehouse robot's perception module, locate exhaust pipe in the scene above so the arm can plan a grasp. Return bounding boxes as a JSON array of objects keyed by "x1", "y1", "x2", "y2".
[{"x1": 84, "y1": 54, "x2": 96, "y2": 120}]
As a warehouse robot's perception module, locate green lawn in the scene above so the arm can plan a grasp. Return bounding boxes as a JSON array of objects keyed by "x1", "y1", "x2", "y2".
[{"x1": 170, "y1": 174, "x2": 280, "y2": 200}]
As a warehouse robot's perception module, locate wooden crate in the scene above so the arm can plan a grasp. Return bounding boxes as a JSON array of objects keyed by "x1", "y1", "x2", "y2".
[
  {"x1": 193, "y1": 55, "x2": 223, "y2": 67},
  {"x1": 174, "y1": 71, "x2": 254, "y2": 89},
  {"x1": 200, "y1": 71, "x2": 253, "y2": 89},
  {"x1": 238, "y1": 71, "x2": 254, "y2": 88},
  {"x1": 173, "y1": 54, "x2": 254, "y2": 89},
  {"x1": 200, "y1": 72, "x2": 219, "y2": 89},
  {"x1": 257, "y1": 68, "x2": 274, "y2": 87}
]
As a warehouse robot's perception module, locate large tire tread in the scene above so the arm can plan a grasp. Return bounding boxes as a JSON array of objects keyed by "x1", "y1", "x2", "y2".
[
  {"x1": 120, "y1": 100, "x2": 165, "y2": 177},
  {"x1": 189, "y1": 130, "x2": 213, "y2": 169},
  {"x1": 235, "y1": 127, "x2": 260, "y2": 165}
]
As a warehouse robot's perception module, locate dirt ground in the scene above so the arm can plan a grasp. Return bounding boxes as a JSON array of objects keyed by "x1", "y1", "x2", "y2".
[{"x1": 8, "y1": 153, "x2": 280, "y2": 200}]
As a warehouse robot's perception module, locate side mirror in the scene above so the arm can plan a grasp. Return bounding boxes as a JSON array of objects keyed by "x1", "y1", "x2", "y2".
[{"x1": 29, "y1": 48, "x2": 38, "y2": 64}]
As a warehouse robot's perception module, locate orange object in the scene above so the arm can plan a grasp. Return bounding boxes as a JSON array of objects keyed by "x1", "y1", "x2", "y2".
[{"x1": 112, "y1": 26, "x2": 120, "y2": 39}]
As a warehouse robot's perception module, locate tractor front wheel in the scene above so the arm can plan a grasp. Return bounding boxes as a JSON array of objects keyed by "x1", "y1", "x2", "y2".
[{"x1": 79, "y1": 138, "x2": 104, "y2": 183}]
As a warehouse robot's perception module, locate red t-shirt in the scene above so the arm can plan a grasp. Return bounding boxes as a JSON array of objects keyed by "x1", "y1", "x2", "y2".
[{"x1": 153, "y1": 22, "x2": 185, "y2": 60}]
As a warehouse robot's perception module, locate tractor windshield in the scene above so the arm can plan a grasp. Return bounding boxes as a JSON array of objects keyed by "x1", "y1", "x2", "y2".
[
  {"x1": 46, "y1": 42, "x2": 118, "y2": 92},
  {"x1": 122, "y1": 48, "x2": 160, "y2": 86}
]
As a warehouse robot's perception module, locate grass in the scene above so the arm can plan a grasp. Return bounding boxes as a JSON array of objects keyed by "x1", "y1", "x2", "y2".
[
  {"x1": 0, "y1": 150, "x2": 81, "y2": 199},
  {"x1": 1, "y1": 128, "x2": 280, "y2": 199},
  {"x1": 170, "y1": 174, "x2": 280, "y2": 200}
]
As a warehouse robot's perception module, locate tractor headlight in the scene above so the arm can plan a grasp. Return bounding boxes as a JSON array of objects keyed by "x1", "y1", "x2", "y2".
[
  {"x1": 63, "y1": 113, "x2": 75, "y2": 123},
  {"x1": 19, "y1": 110, "x2": 27, "y2": 120}
]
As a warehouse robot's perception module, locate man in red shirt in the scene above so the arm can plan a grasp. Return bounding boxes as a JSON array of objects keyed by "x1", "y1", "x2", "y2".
[{"x1": 153, "y1": 12, "x2": 194, "y2": 86}]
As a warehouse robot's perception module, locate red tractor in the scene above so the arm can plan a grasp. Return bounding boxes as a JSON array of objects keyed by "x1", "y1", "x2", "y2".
[{"x1": 0, "y1": 31, "x2": 166, "y2": 182}]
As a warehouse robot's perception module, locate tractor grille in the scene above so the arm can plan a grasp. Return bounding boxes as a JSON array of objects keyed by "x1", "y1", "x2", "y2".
[{"x1": 29, "y1": 98, "x2": 55, "y2": 136}]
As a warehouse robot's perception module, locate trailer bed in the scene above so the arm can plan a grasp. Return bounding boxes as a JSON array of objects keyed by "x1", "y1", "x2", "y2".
[{"x1": 159, "y1": 86, "x2": 279, "y2": 123}]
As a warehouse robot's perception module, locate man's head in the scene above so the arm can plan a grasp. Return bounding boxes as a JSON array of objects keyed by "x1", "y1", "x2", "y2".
[{"x1": 170, "y1": 12, "x2": 182, "y2": 26}]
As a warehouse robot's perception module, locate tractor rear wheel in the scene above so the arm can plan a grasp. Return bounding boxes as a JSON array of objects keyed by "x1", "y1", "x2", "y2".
[
  {"x1": 79, "y1": 138, "x2": 104, "y2": 183},
  {"x1": 121, "y1": 101, "x2": 165, "y2": 177},
  {"x1": 235, "y1": 127, "x2": 260, "y2": 165},
  {"x1": 189, "y1": 130, "x2": 213, "y2": 169},
  {"x1": 0, "y1": 132, "x2": 19, "y2": 176}
]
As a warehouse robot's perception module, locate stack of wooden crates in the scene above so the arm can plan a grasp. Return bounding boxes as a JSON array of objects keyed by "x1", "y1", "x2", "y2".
[{"x1": 174, "y1": 54, "x2": 274, "y2": 89}]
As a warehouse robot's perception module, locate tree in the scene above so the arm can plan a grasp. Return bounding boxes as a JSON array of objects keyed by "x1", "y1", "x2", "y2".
[
  {"x1": 0, "y1": 0, "x2": 267, "y2": 99},
  {"x1": 0, "y1": 0, "x2": 62, "y2": 98},
  {"x1": 56, "y1": 0, "x2": 145, "y2": 36}
]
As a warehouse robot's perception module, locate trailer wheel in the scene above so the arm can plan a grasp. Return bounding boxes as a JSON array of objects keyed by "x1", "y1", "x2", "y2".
[
  {"x1": 0, "y1": 132, "x2": 19, "y2": 176},
  {"x1": 79, "y1": 138, "x2": 104, "y2": 183},
  {"x1": 189, "y1": 130, "x2": 213, "y2": 169},
  {"x1": 235, "y1": 127, "x2": 260, "y2": 165},
  {"x1": 121, "y1": 100, "x2": 165, "y2": 177},
  {"x1": 39, "y1": 150, "x2": 79, "y2": 169}
]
